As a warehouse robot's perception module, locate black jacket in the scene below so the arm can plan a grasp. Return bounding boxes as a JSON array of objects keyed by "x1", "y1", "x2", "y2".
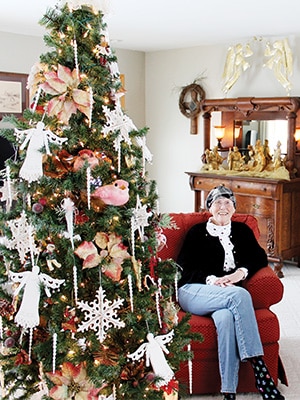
[{"x1": 177, "y1": 221, "x2": 268, "y2": 287}]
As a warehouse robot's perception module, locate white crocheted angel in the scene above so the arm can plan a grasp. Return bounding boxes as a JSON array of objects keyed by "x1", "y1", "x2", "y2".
[
  {"x1": 15, "y1": 121, "x2": 67, "y2": 183},
  {"x1": 128, "y1": 330, "x2": 174, "y2": 387},
  {"x1": 9, "y1": 265, "x2": 65, "y2": 329}
]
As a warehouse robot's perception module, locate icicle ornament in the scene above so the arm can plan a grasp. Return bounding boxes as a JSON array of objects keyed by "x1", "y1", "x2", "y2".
[
  {"x1": 5, "y1": 166, "x2": 12, "y2": 212},
  {"x1": 73, "y1": 265, "x2": 78, "y2": 304},
  {"x1": 52, "y1": 333, "x2": 57, "y2": 373},
  {"x1": 89, "y1": 86, "x2": 93, "y2": 127},
  {"x1": 187, "y1": 343, "x2": 193, "y2": 394},
  {"x1": 61, "y1": 197, "x2": 76, "y2": 249},
  {"x1": 86, "y1": 166, "x2": 91, "y2": 209},
  {"x1": 31, "y1": 85, "x2": 42, "y2": 114},
  {"x1": 128, "y1": 274, "x2": 133, "y2": 312},
  {"x1": 72, "y1": 37, "x2": 80, "y2": 80}
]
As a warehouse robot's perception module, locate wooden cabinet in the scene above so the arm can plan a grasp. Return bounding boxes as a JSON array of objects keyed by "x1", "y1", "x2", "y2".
[
  {"x1": 185, "y1": 97, "x2": 300, "y2": 277},
  {"x1": 187, "y1": 172, "x2": 300, "y2": 277}
]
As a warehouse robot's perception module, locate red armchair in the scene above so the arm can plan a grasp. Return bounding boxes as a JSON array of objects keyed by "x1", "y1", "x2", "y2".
[{"x1": 159, "y1": 212, "x2": 287, "y2": 395}]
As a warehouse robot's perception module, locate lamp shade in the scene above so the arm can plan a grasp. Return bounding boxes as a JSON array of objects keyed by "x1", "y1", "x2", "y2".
[
  {"x1": 214, "y1": 125, "x2": 225, "y2": 140},
  {"x1": 234, "y1": 126, "x2": 241, "y2": 139},
  {"x1": 294, "y1": 127, "x2": 300, "y2": 142}
]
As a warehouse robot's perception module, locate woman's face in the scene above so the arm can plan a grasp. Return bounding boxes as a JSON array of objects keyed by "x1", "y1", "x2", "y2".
[{"x1": 209, "y1": 197, "x2": 235, "y2": 226}]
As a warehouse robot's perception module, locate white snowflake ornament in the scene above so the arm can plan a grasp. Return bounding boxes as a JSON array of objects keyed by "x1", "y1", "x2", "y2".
[
  {"x1": 77, "y1": 286, "x2": 125, "y2": 342},
  {"x1": 6, "y1": 211, "x2": 39, "y2": 264},
  {"x1": 102, "y1": 103, "x2": 136, "y2": 151},
  {"x1": 131, "y1": 195, "x2": 152, "y2": 242}
]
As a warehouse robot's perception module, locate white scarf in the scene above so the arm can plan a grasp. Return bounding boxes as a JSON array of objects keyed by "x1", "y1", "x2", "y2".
[{"x1": 206, "y1": 217, "x2": 236, "y2": 272}]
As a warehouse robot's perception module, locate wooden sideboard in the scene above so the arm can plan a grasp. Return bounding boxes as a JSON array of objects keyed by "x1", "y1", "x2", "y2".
[{"x1": 186, "y1": 172, "x2": 300, "y2": 277}]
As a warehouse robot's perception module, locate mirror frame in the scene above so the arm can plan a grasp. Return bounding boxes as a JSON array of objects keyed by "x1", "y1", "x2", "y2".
[{"x1": 200, "y1": 97, "x2": 300, "y2": 178}]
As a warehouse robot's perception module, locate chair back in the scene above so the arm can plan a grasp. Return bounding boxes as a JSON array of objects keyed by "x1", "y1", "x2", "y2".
[{"x1": 158, "y1": 211, "x2": 260, "y2": 261}]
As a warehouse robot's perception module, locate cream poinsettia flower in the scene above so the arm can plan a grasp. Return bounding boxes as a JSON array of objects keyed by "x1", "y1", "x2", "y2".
[
  {"x1": 41, "y1": 64, "x2": 91, "y2": 125},
  {"x1": 94, "y1": 232, "x2": 130, "y2": 281},
  {"x1": 74, "y1": 233, "x2": 130, "y2": 281},
  {"x1": 46, "y1": 362, "x2": 103, "y2": 400},
  {"x1": 27, "y1": 62, "x2": 49, "y2": 102}
]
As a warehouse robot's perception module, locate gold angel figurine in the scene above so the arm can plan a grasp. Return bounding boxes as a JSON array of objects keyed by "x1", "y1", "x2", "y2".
[
  {"x1": 264, "y1": 38, "x2": 293, "y2": 93},
  {"x1": 222, "y1": 42, "x2": 253, "y2": 94}
]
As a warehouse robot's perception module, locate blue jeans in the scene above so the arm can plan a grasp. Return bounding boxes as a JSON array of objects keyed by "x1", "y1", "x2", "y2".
[{"x1": 178, "y1": 283, "x2": 264, "y2": 393}]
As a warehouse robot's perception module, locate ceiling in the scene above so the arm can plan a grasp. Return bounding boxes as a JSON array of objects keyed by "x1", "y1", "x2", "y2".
[{"x1": 1, "y1": 0, "x2": 300, "y2": 52}]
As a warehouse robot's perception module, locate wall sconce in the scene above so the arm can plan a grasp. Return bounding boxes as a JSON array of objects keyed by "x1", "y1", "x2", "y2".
[
  {"x1": 214, "y1": 125, "x2": 225, "y2": 148},
  {"x1": 234, "y1": 126, "x2": 241, "y2": 146},
  {"x1": 294, "y1": 127, "x2": 300, "y2": 151}
]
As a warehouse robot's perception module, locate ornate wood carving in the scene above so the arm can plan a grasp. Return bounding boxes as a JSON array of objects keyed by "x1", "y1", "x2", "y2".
[{"x1": 200, "y1": 97, "x2": 300, "y2": 178}]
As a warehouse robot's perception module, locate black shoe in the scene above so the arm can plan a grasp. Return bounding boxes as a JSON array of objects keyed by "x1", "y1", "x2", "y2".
[{"x1": 223, "y1": 394, "x2": 236, "y2": 400}]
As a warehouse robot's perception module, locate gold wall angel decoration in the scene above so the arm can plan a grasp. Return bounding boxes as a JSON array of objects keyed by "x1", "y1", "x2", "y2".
[
  {"x1": 222, "y1": 43, "x2": 253, "y2": 94},
  {"x1": 263, "y1": 39, "x2": 293, "y2": 93}
]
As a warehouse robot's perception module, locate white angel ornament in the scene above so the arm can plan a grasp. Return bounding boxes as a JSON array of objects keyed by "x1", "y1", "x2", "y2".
[
  {"x1": 15, "y1": 121, "x2": 68, "y2": 183},
  {"x1": 9, "y1": 265, "x2": 65, "y2": 329},
  {"x1": 264, "y1": 39, "x2": 293, "y2": 93},
  {"x1": 222, "y1": 42, "x2": 253, "y2": 94},
  {"x1": 128, "y1": 330, "x2": 174, "y2": 387}
]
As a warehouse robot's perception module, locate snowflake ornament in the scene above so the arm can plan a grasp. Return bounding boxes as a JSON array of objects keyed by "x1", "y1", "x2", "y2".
[
  {"x1": 131, "y1": 195, "x2": 152, "y2": 242},
  {"x1": 77, "y1": 286, "x2": 125, "y2": 342},
  {"x1": 6, "y1": 211, "x2": 39, "y2": 264},
  {"x1": 102, "y1": 103, "x2": 136, "y2": 151}
]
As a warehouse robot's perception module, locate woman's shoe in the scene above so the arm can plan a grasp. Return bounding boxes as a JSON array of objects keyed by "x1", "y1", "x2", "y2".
[{"x1": 223, "y1": 394, "x2": 236, "y2": 400}]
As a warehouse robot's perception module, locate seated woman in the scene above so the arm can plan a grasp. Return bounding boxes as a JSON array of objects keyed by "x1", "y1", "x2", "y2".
[{"x1": 177, "y1": 185, "x2": 284, "y2": 400}]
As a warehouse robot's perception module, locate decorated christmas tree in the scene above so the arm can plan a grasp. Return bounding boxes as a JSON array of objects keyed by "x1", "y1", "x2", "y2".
[{"x1": 0, "y1": 2, "x2": 196, "y2": 399}]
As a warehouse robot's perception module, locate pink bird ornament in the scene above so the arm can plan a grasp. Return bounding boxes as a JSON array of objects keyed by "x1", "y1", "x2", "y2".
[
  {"x1": 91, "y1": 179, "x2": 129, "y2": 206},
  {"x1": 73, "y1": 149, "x2": 99, "y2": 171}
]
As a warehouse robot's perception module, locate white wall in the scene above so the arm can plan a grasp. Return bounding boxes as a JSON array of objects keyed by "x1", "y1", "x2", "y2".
[
  {"x1": 2, "y1": 31, "x2": 300, "y2": 214},
  {"x1": 0, "y1": 31, "x2": 145, "y2": 128},
  {"x1": 145, "y1": 36, "x2": 300, "y2": 213}
]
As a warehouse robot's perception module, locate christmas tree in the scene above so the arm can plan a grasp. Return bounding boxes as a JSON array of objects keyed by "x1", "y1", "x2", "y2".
[{"x1": 0, "y1": 2, "x2": 196, "y2": 399}]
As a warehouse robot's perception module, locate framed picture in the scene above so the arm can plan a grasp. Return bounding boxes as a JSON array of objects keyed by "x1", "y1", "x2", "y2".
[{"x1": 0, "y1": 72, "x2": 29, "y2": 119}]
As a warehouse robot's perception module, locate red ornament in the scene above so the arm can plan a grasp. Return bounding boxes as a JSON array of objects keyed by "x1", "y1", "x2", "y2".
[
  {"x1": 75, "y1": 210, "x2": 89, "y2": 225},
  {"x1": 15, "y1": 349, "x2": 32, "y2": 365},
  {"x1": 32, "y1": 202, "x2": 44, "y2": 214},
  {"x1": 39, "y1": 197, "x2": 47, "y2": 206},
  {"x1": 4, "y1": 337, "x2": 15, "y2": 348},
  {"x1": 0, "y1": 298, "x2": 14, "y2": 317}
]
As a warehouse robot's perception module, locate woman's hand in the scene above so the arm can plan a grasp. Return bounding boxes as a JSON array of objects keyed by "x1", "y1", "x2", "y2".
[{"x1": 214, "y1": 269, "x2": 245, "y2": 287}]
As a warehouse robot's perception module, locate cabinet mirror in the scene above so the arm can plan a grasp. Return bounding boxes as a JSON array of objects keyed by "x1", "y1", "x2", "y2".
[
  {"x1": 200, "y1": 97, "x2": 300, "y2": 178},
  {"x1": 235, "y1": 119, "x2": 288, "y2": 155}
]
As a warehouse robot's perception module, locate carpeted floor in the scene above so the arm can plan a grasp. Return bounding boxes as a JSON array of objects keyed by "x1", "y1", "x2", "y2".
[{"x1": 183, "y1": 262, "x2": 300, "y2": 400}]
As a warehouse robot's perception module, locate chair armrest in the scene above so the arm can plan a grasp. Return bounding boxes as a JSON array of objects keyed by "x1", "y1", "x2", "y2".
[{"x1": 243, "y1": 266, "x2": 284, "y2": 309}]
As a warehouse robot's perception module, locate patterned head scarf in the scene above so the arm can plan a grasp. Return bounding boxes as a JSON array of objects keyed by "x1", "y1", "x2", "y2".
[{"x1": 205, "y1": 185, "x2": 236, "y2": 210}]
